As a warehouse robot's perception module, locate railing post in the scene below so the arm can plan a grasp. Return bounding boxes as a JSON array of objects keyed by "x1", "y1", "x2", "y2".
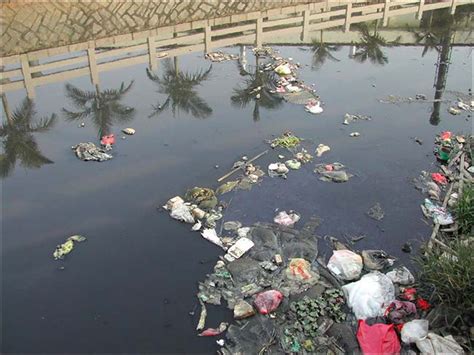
[
  {"x1": 204, "y1": 23, "x2": 212, "y2": 53},
  {"x1": 147, "y1": 36, "x2": 157, "y2": 71},
  {"x1": 417, "y1": 0, "x2": 425, "y2": 20},
  {"x1": 383, "y1": 0, "x2": 390, "y2": 26},
  {"x1": 302, "y1": 9, "x2": 310, "y2": 41},
  {"x1": 87, "y1": 42, "x2": 99, "y2": 87},
  {"x1": 256, "y1": 17, "x2": 263, "y2": 48},
  {"x1": 344, "y1": 2, "x2": 352, "y2": 33},
  {"x1": 450, "y1": 0, "x2": 457, "y2": 15},
  {"x1": 20, "y1": 54, "x2": 35, "y2": 99}
]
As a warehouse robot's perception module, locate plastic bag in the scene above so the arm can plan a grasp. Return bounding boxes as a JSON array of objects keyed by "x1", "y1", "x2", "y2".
[
  {"x1": 198, "y1": 322, "x2": 228, "y2": 337},
  {"x1": 201, "y1": 229, "x2": 224, "y2": 249},
  {"x1": 100, "y1": 134, "x2": 115, "y2": 147},
  {"x1": 421, "y1": 199, "x2": 454, "y2": 225},
  {"x1": 286, "y1": 258, "x2": 315, "y2": 280},
  {"x1": 416, "y1": 332, "x2": 464, "y2": 354},
  {"x1": 169, "y1": 203, "x2": 195, "y2": 224},
  {"x1": 327, "y1": 250, "x2": 363, "y2": 280},
  {"x1": 362, "y1": 250, "x2": 395, "y2": 270},
  {"x1": 305, "y1": 99, "x2": 323, "y2": 114},
  {"x1": 357, "y1": 320, "x2": 401, "y2": 354},
  {"x1": 273, "y1": 211, "x2": 300, "y2": 227},
  {"x1": 401, "y1": 319, "x2": 429, "y2": 344},
  {"x1": 342, "y1": 272, "x2": 395, "y2": 319},
  {"x1": 385, "y1": 300, "x2": 417, "y2": 324},
  {"x1": 386, "y1": 266, "x2": 415, "y2": 285},
  {"x1": 254, "y1": 290, "x2": 283, "y2": 315}
]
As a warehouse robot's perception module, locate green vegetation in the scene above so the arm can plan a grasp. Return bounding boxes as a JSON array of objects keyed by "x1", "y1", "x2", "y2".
[
  {"x1": 417, "y1": 238, "x2": 473, "y2": 310},
  {"x1": 456, "y1": 183, "x2": 474, "y2": 235}
]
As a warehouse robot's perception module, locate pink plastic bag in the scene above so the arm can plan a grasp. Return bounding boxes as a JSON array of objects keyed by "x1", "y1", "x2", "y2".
[
  {"x1": 357, "y1": 320, "x2": 401, "y2": 354},
  {"x1": 198, "y1": 322, "x2": 227, "y2": 337},
  {"x1": 440, "y1": 131, "x2": 452, "y2": 141},
  {"x1": 254, "y1": 290, "x2": 283, "y2": 315},
  {"x1": 100, "y1": 134, "x2": 115, "y2": 146}
]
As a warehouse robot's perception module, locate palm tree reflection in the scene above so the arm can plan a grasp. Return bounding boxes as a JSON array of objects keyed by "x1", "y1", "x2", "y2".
[
  {"x1": 0, "y1": 96, "x2": 56, "y2": 178},
  {"x1": 62, "y1": 82, "x2": 135, "y2": 138},
  {"x1": 231, "y1": 54, "x2": 283, "y2": 122},
  {"x1": 146, "y1": 58, "x2": 212, "y2": 119},
  {"x1": 352, "y1": 22, "x2": 400, "y2": 65},
  {"x1": 311, "y1": 31, "x2": 341, "y2": 70}
]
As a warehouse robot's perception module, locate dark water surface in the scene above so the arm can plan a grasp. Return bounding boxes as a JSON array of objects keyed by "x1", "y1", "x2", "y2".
[{"x1": 2, "y1": 14, "x2": 473, "y2": 354}]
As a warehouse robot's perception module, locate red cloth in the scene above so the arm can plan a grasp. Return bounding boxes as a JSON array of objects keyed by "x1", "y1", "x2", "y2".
[
  {"x1": 431, "y1": 173, "x2": 447, "y2": 185},
  {"x1": 357, "y1": 320, "x2": 401, "y2": 354}
]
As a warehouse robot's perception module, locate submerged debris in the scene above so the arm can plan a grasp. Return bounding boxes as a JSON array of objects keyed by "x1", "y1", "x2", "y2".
[
  {"x1": 216, "y1": 180, "x2": 239, "y2": 195},
  {"x1": 274, "y1": 211, "x2": 300, "y2": 227},
  {"x1": 367, "y1": 203, "x2": 385, "y2": 221},
  {"x1": 205, "y1": 51, "x2": 238, "y2": 62},
  {"x1": 448, "y1": 106, "x2": 461, "y2": 115},
  {"x1": 285, "y1": 159, "x2": 301, "y2": 170},
  {"x1": 268, "y1": 162, "x2": 289, "y2": 178},
  {"x1": 315, "y1": 144, "x2": 330, "y2": 157},
  {"x1": 53, "y1": 235, "x2": 87, "y2": 260},
  {"x1": 343, "y1": 113, "x2": 371, "y2": 125},
  {"x1": 72, "y1": 142, "x2": 113, "y2": 162},
  {"x1": 122, "y1": 127, "x2": 136, "y2": 135},
  {"x1": 294, "y1": 148, "x2": 313, "y2": 163},
  {"x1": 314, "y1": 163, "x2": 352, "y2": 183}
]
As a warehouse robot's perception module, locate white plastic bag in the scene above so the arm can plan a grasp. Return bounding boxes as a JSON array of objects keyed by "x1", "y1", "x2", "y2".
[
  {"x1": 386, "y1": 266, "x2": 415, "y2": 285},
  {"x1": 401, "y1": 319, "x2": 429, "y2": 344},
  {"x1": 274, "y1": 211, "x2": 300, "y2": 227},
  {"x1": 201, "y1": 229, "x2": 224, "y2": 249},
  {"x1": 416, "y1": 333, "x2": 464, "y2": 354},
  {"x1": 327, "y1": 250, "x2": 363, "y2": 280},
  {"x1": 342, "y1": 271, "x2": 395, "y2": 319},
  {"x1": 170, "y1": 203, "x2": 195, "y2": 224}
]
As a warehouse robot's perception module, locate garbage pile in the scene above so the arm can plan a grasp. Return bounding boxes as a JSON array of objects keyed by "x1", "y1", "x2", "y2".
[
  {"x1": 72, "y1": 142, "x2": 113, "y2": 162},
  {"x1": 415, "y1": 131, "x2": 472, "y2": 229},
  {"x1": 161, "y1": 130, "x2": 469, "y2": 353},
  {"x1": 250, "y1": 47, "x2": 322, "y2": 113},
  {"x1": 193, "y1": 217, "x2": 463, "y2": 354},
  {"x1": 72, "y1": 129, "x2": 136, "y2": 162}
]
